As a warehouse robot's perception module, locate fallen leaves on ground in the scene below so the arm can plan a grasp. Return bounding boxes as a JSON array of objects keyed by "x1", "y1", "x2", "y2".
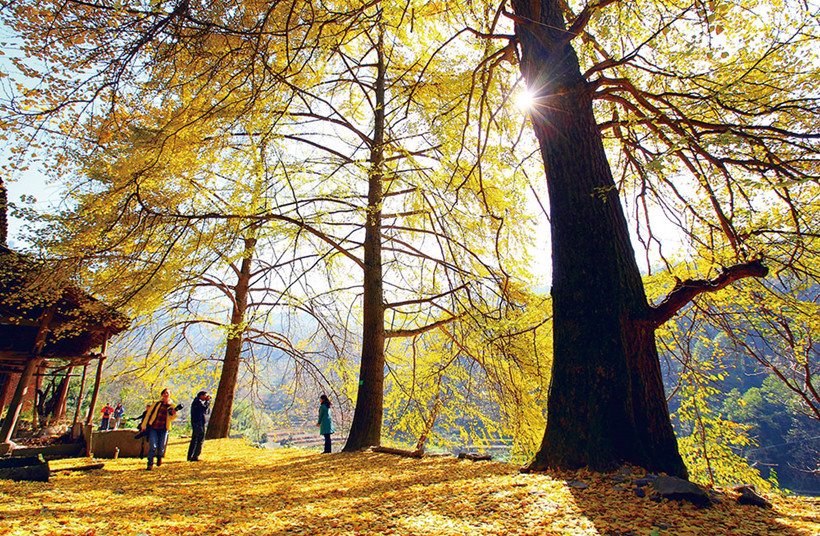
[{"x1": 1, "y1": 438, "x2": 817, "y2": 535}]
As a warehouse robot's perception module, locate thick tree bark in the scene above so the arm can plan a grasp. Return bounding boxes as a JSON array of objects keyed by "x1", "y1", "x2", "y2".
[
  {"x1": 513, "y1": 0, "x2": 687, "y2": 476},
  {"x1": 343, "y1": 27, "x2": 387, "y2": 452},
  {"x1": 206, "y1": 236, "x2": 256, "y2": 439}
]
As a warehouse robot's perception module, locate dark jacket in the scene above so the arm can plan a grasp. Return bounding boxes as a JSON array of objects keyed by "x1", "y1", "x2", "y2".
[{"x1": 191, "y1": 397, "x2": 210, "y2": 427}]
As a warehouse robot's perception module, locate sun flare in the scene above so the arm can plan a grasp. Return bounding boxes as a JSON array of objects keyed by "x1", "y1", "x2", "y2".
[{"x1": 514, "y1": 88, "x2": 536, "y2": 111}]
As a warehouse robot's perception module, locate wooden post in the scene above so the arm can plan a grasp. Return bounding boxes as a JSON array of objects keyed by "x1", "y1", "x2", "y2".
[
  {"x1": 73, "y1": 364, "x2": 88, "y2": 424},
  {"x1": 53, "y1": 366, "x2": 74, "y2": 422},
  {"x1": 0, "y1": 357, "x2": 43, "y2": 444},
  {"x1": 31, "y1": 365, "x2": 43, "y2": 430},
  {"x1": 0, "y1": 372, "x2": 10, "y2": 415},
  {"x1": 85, "y1": 336, "x2": 108, "y2": 427},
  {"x1": 0, "y1": 305, "x2": 55, "y2": 446}
]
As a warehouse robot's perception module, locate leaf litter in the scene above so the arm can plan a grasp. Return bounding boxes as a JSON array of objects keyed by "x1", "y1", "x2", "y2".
[{"x1": 0, "y1": 438, "x2": 817, "y2": 535}]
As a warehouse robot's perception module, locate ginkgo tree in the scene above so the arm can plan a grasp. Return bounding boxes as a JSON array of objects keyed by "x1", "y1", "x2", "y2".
[
  {"x1": 5, "y1": 0, "x2": 819, "y2": 481},
  {"x1": 1, "y1": 0, "x2": 543, "y2": 449},
  {"x1": 290, "y1": 4, "x2": 542, "y2": 452},
  {"x1": 37, "y1": 111, "x2": 318, "y2": 438},
  {"x1": 499, "y1": 0, "x2": 820, "y2": 476},
  {"x1": 0, "y1": 0, "x2": 366, "y2": 435}
]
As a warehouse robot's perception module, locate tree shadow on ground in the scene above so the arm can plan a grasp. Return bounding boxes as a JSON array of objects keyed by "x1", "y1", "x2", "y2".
[
  {"x1": 562, "y1": 467, "x2": 818, "y2": 536},
  {"x1": 1, "y1": 439, "x2": 817, "y2": 535}
]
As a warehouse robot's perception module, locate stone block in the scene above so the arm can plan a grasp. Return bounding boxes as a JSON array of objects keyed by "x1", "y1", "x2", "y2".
[{"x1": 89, "y1": 429, "x2": 146, "y2": 458}]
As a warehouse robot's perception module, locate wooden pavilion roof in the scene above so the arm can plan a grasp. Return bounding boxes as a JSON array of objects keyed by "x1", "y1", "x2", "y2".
[{"x1": 0, "y1": 245, "x2": 129, "y2": 372}]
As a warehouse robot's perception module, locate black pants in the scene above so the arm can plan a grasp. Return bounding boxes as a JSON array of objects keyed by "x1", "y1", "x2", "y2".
[
  {"x1": 323, "y1": 433, "x2": 332, "y2": 453},
  {"x1": 188, "y1": 423, "x2": 205, "y2": 461}
]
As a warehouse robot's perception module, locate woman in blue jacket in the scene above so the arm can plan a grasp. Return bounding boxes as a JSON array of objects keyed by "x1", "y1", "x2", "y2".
[{"x1": 316, "y1": 394, "x2": 335, "y2": 454}]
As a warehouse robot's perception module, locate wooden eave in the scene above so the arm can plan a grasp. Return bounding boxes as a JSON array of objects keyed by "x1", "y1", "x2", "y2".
[{"x1": 0, "y1": 246, "x2": 129, "y2": 366}]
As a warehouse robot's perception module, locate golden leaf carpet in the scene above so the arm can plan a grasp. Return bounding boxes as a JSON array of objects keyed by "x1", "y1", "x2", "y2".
[{"x1": 1, "y1": 438, "x2": 818, "y2": 535}]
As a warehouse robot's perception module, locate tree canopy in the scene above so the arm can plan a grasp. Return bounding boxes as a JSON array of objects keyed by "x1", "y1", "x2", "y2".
[{"x1": 1, "y1": 0, "x2": 819, "y2": 482}]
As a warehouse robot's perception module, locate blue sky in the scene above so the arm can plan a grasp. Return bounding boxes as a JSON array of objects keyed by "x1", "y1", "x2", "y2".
[{"x1": 3, "y1": 161, "x2": 58, "y2": 248}]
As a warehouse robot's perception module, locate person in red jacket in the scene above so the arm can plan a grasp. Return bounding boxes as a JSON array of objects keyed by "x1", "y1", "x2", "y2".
[{"x1": 99, "y1": 404, "x2": 114, "y2": 431}]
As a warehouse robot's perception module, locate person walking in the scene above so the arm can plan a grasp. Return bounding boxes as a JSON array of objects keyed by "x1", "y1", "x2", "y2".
[
  {"x1": 187, "y1": 390, "x2": 211, "y2": 462},
  {"x1": 316, "y1": 394, "x2": 335, "y2": 454},
  {"x1": 112, "y1": 403, "x2": 125, "y2": 430},
  {"x1": 133, "y1": 403, "x2": 153, "y2": 459},
  {"x1": 99, "y1": 403, "x2": 114, "y2": 430},
  {"x1": 134, "y1": 403, "x2": 152, "y2": 425},
  {"x1": 139, "y1": 389, "x2": 180, "y2": 470}
]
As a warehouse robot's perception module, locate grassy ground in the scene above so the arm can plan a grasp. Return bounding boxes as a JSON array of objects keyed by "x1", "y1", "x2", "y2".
[{"x1": 1, "y1": 438, "x2": 818, "y2": 535}]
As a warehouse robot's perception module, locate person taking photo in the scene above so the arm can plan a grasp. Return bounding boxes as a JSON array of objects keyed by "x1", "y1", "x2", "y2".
[{"x1": 187, "y1": 390, "x2": 211, "y2": 462}]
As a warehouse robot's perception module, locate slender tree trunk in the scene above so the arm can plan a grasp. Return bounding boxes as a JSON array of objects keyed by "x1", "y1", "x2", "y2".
[
  {"x1": 73, "y1": 364, "x2": 88, "y2": 424},
  {"x1": 206, "y1": 236, "x2": 256, "y2": 439},
  {"x1": 52, "y1": 367, "x2": 73, "y2": 423},
  {"x1": 343, "y1": 25, "x2": 387, "y2": 452},
  {"x1": 512, "y1": 0, "x2": 686, "y2": 476},
  {"x1": 85, "y1": 354, "x2": 106, "y2": 426}
]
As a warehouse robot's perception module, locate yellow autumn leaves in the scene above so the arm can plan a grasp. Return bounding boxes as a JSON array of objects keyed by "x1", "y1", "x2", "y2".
[
  {"x1": 0, "y1": 440, "x2": 820, "y2": 536},
  {"x1": 1, "y1": 438, "x2": 818, "y2": 535}
]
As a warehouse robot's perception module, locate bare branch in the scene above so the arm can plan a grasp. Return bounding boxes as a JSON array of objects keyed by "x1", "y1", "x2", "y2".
[{"x1": 650, "y1": 259, "x2": 769, "y2": 327}]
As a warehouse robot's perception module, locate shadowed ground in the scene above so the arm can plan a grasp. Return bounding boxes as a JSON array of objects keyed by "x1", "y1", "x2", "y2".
[{"x1": 0, "y1": 438, "x2": 817, "y2": 535}]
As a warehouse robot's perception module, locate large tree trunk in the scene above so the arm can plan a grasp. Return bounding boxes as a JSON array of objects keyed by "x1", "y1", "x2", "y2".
[
  {"x1": 343, "y1": 27, "x2": 387, "y2": 452},
  {"x1": 512, "y1": 0, "x2": 686, "y2": 476},
  {"x1": 206, "y1": 236, "x2": 256, "y2": 439}
]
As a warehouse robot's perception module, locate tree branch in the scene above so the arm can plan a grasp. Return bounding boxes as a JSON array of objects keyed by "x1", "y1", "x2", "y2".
[
  {"x1": 650, "y1": 259, "x2": 768, "y2": 327},
  {"x1": 385, "y1": 284, "x2": 468, "y2": 310},
  {"x1": 565, "y1": 0, "x2": 621, "y2": 41},
  {"x1": 385, "y1": 314, "x2": 463, "y2": 339}
]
